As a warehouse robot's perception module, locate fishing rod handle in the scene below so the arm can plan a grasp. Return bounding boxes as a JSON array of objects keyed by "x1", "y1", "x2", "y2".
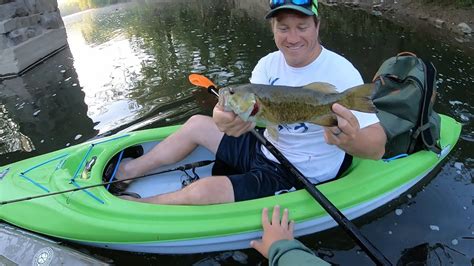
[{"x1": 178, "y1": 160, "x2": 214, "y2": 171}]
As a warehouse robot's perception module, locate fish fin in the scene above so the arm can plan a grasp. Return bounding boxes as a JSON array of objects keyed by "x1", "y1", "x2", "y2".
[
  {"x1": 339, "y1": 83, "x2": 377, "y2": 113},
  {"x1": 303, "y1": 82, "x2": 338, "y2": 94},
  {"x1": 267, "y1": 125, "x2": 279, "y2": 141},
  {"x1": 309, "y1": 114, "x2": 338, "y2": 127}
]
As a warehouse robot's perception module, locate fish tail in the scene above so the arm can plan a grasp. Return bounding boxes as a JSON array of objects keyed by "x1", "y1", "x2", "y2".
[{"x1": 339, "y1": 83, "x2": 377, "y2": 113}]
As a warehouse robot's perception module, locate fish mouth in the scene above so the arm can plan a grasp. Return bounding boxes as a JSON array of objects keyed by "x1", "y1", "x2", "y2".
[{"x1": 249, "y1": 102, "x2": 259, "y2": 117}]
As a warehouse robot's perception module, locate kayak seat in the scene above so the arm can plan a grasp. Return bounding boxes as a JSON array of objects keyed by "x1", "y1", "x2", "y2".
[
  {"x1": 114, "y1": 191, "x2": 142, "y2": 199},
  {"x1": 103, "y1": 145, "x2": 144, "y2": 195}
]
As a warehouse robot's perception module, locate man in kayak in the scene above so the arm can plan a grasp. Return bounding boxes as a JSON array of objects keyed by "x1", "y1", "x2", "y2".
[{"x1": 116, "y1": 0, "x2": 387, "y2": 204}]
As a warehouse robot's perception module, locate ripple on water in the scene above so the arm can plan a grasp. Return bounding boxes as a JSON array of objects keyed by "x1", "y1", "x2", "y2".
[
  {"x1": 430, "y1": 225, "x2": 440, "y2": 231},
  {"x1": 460, "y1": 131, "x2": 474, "y2": 143},
  {"x1": 395, "y1": 209, "x2": 403, "y2": 216}
]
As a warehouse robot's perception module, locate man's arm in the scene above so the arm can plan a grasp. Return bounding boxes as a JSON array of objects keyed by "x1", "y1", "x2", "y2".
[
  {"x1": 324, "y1": 103, "x2": 386, "y2": 160},
  {"x1": 268, "y1": 239, "x2": 330, "y2": 266},
  {"x1": 251, "y1": 206, "x2": 330, "y2": 266}
]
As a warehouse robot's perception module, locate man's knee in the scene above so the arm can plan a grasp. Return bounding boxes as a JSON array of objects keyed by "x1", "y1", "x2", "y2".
[
  {"x1": 182, "y1": 176, "x2": 234, "y2": 204},
  {"x1": 183, "y1": 115, "x2": 222, "y2": 152},
  {"x1": 185, "y1": 115, "x2": 213, "y2": 129}
]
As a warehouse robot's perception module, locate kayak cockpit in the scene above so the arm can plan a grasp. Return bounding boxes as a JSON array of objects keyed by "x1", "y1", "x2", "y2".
[{"x1": 102, "y1": 142, "x2": 215, "y2": 198}]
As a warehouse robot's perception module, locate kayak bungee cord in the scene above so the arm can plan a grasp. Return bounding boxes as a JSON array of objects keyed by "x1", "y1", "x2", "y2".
[
  {"x1": 0, "y1": 160, "x2": 214, "y2": 206},
  {"x1": 106, "y1": 149, "x2": 125, "y2": 191},
  {"x1": 188, "y1": 74, "x2": 392, "y2": 266},
  {"x1": 18, "y1": 153, "x2": 69, "y2": 193}
]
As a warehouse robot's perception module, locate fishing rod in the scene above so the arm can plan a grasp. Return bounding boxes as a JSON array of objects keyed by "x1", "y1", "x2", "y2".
[
  {"x1": 189, "y1": 74, "x2": 392, "y2": 266},
  {"x1": 0, "y1": 160, "x2": 214, "y2": 206}
]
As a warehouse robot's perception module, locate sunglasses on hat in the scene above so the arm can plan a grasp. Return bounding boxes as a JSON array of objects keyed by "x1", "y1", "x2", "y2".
[{"x1": 269, "y1": 0, "x2": 318, "y2": 16}]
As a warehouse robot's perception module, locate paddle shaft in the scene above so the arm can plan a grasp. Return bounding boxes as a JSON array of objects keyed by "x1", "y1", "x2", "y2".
[
  {"x1": 0, "y1": 160, "x2": 214, "y2": 205},
  {"x1": 208, "y1": 86, "x2": 391, "y2": 265}
]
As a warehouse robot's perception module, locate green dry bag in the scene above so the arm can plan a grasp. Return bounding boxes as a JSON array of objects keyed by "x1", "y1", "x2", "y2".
[{"x1": 372, "y1": 52, "x2": 442, "y2": 159}]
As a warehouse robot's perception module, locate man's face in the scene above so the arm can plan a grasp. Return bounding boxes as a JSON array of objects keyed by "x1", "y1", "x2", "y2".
[{"x1": 272, "y1": 12, "x2": 321, "y2": 68}]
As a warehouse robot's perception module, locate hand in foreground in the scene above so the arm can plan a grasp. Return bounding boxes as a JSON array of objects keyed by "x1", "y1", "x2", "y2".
[
  {"x1": 251, "y1": 205, "x2": 294, "y2": 259},
  {"x1": 213, "y1": 104, "x2": 255, "y2": 137},
  {"x1": 324, "y1": 103, "x2": 360, "y2": 147}
]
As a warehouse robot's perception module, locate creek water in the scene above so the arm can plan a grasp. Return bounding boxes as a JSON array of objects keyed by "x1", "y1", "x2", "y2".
[{"x1": 0, "y1": 0, "x2": 472, "y2": 264}]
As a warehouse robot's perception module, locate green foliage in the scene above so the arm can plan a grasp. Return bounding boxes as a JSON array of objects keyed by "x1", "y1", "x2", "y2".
[
  {"x1": 421, "y1": 0, "x2": 473, "y2": 7},
  {"x1": 59, "y1": 0, "x2": 124, "y2": 16}
]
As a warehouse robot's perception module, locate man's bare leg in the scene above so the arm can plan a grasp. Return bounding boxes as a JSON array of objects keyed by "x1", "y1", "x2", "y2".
[
  {"x1": 122, "y1": 175, "x2": 235, "y2": 205},
  {"x1": 116, "y1": 115, "x2": 224, "y2": 180}
]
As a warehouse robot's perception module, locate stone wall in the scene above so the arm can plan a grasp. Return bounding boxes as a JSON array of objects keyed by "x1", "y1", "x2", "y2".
[{"x1": 0, "y1": 0, "x2": 67, "y2": 77}]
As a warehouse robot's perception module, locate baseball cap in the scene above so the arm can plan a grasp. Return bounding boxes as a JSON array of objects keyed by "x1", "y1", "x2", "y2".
[{"x1": 265, "y1": 0, "x2": 318, "y2": 19}]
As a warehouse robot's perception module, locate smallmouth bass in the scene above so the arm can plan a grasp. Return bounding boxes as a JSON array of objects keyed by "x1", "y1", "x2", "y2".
[{"x1": 219, "y1": 82, "x2": 376, "y2": 127}]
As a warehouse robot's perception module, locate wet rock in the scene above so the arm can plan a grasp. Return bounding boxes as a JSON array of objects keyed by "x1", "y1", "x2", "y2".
[
  {"x1": 0, "y1": 2, "x2": 17, "y2": 20},
  {"x1": 25, "y1": 26, "x2": 41, "y2": 38},
  {"x1": 372, "y1": 10, "x2": 382, "y2": 16},
  {"x1": 0, "y1": 34, "x2": 12, "y2": 49},
  {"x1": 7, "y1": 28, "x2": 27, "y2": 44},
  {"x1": 232, "y1": 251, "x2": 248, "y2": 264},
  {"x1": 22, "y1": 0, "x2": 37, "y2": 14},
  {"x1": 325, "y1": 0, "x2": 338, "y2": 6},
  {"x1": 0, "y1": 14, "x2": 41, "y2": 34},
  {"x1": 456, "y1": 22, "x2": 472, "y2": 35},
  {"x1": 36, "y1": 0, "x2": 57, "y2": 13},
  {"x1": 345, "y1": 0, "x2": 360, "y2": 8},
  {"x1": 39, "y1": 11, "x2": 62, "y2": 29},
  {"x1": 419, "y1": 15, "x2": 428, "y2": 20},
  {"x1": 5, "y1": 26, "x2": 42, "y2": 45},
  {"x1": 372, "y1": 3, "x2": 383, "y2": 10},
  {"x1": 455, "y1": 36, "x2": 469, "y2": 43},
  {"x1": 434, "y1": 18, "x2": 445, "y2": 29},
  {"x1": 14, "y1": 5, "x2": 29, "y2": 17}
]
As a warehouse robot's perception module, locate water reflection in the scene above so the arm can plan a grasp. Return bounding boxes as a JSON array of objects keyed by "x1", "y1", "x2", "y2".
[
  {"x1": 397, "y1": 242, "x2": 468, "y2": 265},
  {"x1": 62, "y1": 1, "x2": 276, "y2": 135},
  {"x1": 0, "y1": 48, "x2": 97, "y2": 165},
  {"x1": 0, "y1": 103, "x2": 34, "y2": 154},
  {"x1": 0, "y1": 0, "x2": 473, "y2": 264}
]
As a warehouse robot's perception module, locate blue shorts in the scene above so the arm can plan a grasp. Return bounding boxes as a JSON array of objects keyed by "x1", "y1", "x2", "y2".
[
  {"x1": 214, "y1": 131, "x2": 353, "y2": 202},
  {"x1": 215, "y1": 131, "x2": 300, "y2": 202}
]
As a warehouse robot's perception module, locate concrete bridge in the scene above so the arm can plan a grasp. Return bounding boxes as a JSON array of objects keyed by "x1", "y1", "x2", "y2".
[{"x1": 0, "y1": 0, "x2": 66, "y2": 77}]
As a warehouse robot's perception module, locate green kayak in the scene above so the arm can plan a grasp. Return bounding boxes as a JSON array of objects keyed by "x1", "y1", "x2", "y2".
[{"x1": 0, "y1": 115, "x2": 461, "y2": 254}]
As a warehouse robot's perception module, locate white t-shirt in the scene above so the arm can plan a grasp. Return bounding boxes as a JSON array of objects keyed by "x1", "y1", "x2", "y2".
[{"x1": 250, "y1": 47, "x2": 379, "y2": 183}]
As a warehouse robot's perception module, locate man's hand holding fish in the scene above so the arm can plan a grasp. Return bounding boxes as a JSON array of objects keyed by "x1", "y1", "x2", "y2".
[
  {"x1": 324, "y1": 103, "x2": 386, "y2": 160},
  {"x1": 213, "y1": 103, "x2": 255, "y2": 138}
]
